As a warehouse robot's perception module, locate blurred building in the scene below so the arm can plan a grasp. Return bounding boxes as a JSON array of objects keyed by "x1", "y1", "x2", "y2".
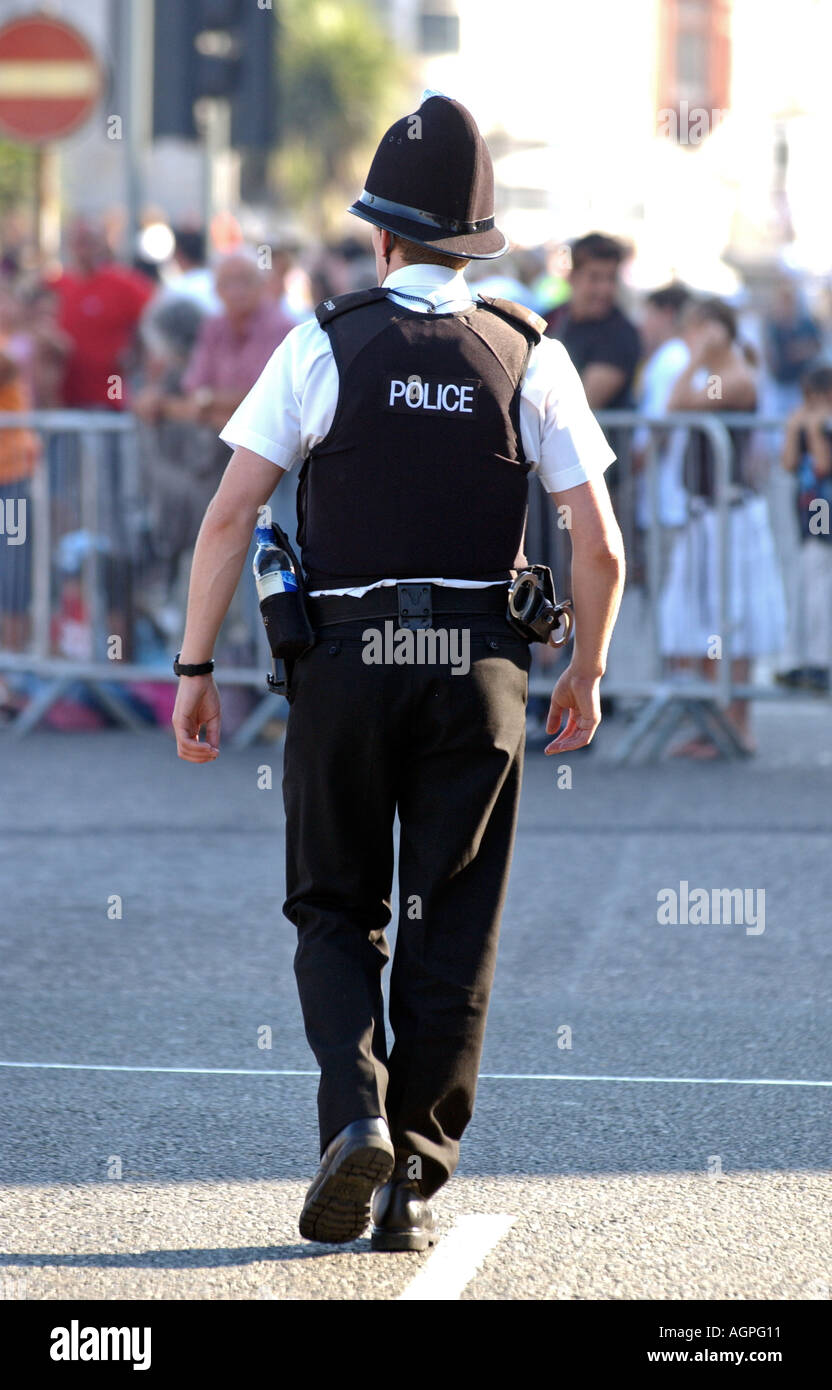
[
  {"x1": 373, "y1": 0, "x2": 832, "y2": 292},
  {"x1": 6, "y1": 0, "x2": 831, "y2": 291}
]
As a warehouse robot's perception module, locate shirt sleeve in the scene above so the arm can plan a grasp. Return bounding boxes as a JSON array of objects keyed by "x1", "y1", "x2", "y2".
[
  {"x1": 633, "y1": 340, "x2": 690, "y2": 448},
  {"x1": 521, "y1": 335, "x2": 617, "y2": 493}
]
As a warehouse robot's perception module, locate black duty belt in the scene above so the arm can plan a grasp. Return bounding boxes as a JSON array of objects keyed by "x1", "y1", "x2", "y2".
[{"x1": 308, "y1": 581, "x2": 510, "y2": 631}]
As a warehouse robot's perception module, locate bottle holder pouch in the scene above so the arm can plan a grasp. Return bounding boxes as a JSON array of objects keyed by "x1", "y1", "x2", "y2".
[{"x1": 260, "y1": 521, "x2": 315, "y2": 694}]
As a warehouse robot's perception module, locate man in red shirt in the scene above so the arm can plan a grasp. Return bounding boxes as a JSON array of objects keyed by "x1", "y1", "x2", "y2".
[{"x1": 49, "y1": 220, "x2": 155, "y2": 408}]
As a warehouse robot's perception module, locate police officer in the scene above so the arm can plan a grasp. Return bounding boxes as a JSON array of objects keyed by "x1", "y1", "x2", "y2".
[{"x1": 172, "y1": 95, "x2": 624, "y2": 1252}]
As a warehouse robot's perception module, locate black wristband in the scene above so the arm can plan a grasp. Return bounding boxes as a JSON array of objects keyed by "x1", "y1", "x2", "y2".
[{"x1": 173, "y1": 651, "x2": 215, "y2": 676}]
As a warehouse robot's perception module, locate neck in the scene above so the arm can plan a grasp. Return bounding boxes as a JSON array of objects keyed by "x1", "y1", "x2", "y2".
[
  {"x1": 228, "y1": 306, "x2": 258, "y2": 331},
  {"x1": 384, "y1": 255, "x2": 409, "y2": 277},
  {"x1": 568, "y1": 303, "x2": 608, "y2": 323},
  {"x1": 381, "y1": 259, "x2": 464, "y2": 284}
]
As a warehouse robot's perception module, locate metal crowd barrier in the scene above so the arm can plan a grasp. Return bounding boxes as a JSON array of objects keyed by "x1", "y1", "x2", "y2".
[
  {"x1": 0, "y1": 410, "x2": 273, "y2": 745},
  {"x1": 527, "y1": 409, "x2": 826, "y2": 760},
  {"x1": 0, "y1": 408, "x2": 825, "y2": 757}
]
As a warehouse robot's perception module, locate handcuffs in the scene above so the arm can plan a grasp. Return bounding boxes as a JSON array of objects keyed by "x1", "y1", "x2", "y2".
[{"x1": 506, "y1": 565, "x2": 573, "y2": 646}]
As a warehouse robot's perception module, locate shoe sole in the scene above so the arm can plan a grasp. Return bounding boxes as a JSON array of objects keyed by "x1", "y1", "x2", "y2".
[
  {"x1": 299, "y1": 1139, "x2": 394, "y2": 1244},
  {"x1": 370, "y1": 1226, "x2": 439, "y2": 1252}
]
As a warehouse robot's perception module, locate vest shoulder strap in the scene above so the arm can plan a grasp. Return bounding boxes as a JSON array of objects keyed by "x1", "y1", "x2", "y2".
[
  {"x1": 315, "y1": 286, "x2": 390, "y2": 326},
  {"x1": 475, "y1": 294, "x2": 547, "y2": 343}
]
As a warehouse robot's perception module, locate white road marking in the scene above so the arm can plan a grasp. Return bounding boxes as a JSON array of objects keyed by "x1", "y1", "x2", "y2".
[
  {"x1": 0, "y1": 1061, "x2": 829, "y2": 1086},
  {"x1": 398, "y1": 1215, "x2": 514, "y2": 1301},
  {"x1": 480, "y1": 1072, "x2": 832, "y2": 1086},
  {"x1": 0, "y1": 1061, "x2": 318, "y2": 1075}
]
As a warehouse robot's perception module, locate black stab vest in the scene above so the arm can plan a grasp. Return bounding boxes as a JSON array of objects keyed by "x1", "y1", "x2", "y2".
[{"x1": 296, "y1": 288, "x2": 541, "y2": 590}]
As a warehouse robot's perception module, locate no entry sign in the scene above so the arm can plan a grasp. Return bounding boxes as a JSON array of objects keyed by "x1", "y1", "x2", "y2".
[{"x1": 0, "y1": 13, "x2": 101, "y2": 143}]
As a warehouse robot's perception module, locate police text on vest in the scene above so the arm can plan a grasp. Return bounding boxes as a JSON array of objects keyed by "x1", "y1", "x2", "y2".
[{"x1": 385, "y1": 376, "x2": 479, "y2": 415}]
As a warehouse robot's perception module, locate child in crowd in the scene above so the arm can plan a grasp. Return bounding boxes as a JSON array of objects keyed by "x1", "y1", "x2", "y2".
[
  {"x1": 777, "y1": 365, "x2": 832, "y2": 694},
  {"x1": 659, "y1": 297, "x2": 787, "y2": 755}
]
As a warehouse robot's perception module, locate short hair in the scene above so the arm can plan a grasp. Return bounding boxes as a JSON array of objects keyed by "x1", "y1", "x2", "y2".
[
  {"x1": 392, "y1": 235, "x2": 470, "y2": 272},
  {"x1": 802, "y1": 364, "x2": 832, "y2": 397},
  {"x1": 174, "y1": 228, "x2": 206, "y2": 265},
  {"x1": 151, "y1": 295, "x2": 205, "y2": 357},
  {"x1": 646, "y1": 282, "x2": 691, "y2": 315},
  {"x1": 570, "y1": 232, "x2": 626, "y2": 273}
]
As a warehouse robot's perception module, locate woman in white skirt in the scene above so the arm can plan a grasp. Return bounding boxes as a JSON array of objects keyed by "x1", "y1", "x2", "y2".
[{"x1": 659, "y1": 298, "x2": 787, "y2": 756}]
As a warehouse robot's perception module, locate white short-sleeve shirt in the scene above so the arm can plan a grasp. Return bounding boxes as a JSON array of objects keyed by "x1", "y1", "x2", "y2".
[{"x1": 220, "y1": 263, "x2": 616, "y2": 595}]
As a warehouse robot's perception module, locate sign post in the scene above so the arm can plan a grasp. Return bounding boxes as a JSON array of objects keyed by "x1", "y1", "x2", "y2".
[{"x1": 0, "y1": 13, "x2": 102, "y2": 258}]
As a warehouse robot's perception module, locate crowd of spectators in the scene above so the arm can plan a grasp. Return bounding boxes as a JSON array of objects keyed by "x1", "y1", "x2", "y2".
[{"x1": 0, "y1": 215, "x2": 830, "y2": 744}]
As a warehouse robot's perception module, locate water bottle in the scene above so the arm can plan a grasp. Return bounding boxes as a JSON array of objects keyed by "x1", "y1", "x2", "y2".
[{"x1": 252, "y1": 523, "x2": 314, "y2": 692}]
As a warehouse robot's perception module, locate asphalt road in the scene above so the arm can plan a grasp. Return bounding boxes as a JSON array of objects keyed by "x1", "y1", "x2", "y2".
[{"x1": 1, "y1": 700, "x2": 830, "y2": 1301}]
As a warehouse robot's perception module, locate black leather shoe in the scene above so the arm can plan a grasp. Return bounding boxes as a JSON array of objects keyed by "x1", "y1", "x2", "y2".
[
  {"x1": 370, "y1": 1178, "x2": 438, "y2": 1252},
  {"x1": 299, "y1": 1117, "x2": 395, "y2": 1244}
]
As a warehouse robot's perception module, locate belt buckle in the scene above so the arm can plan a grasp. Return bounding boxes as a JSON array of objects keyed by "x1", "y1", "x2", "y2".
[{"x1": 397, "y1": 582, "x2": 432, "y2": 630}]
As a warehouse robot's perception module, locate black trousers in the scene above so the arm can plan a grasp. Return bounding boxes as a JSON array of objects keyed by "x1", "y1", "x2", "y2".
[{"x1": 281, "y1": 614, "x2": 531, "y2": 1199}]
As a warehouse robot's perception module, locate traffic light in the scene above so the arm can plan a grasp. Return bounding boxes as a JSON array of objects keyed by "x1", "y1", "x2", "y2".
[
  {"x1": 193, "y1": 0, "x2": 241, "y2": 101},
  {"x1": 231, "y1": 2, "x2": 277, "y2": 149},
  {"x1": 152, "y1": 0, "x2": 276, "y2": 148},
  {"x1": 152, "y1": 0, "x2": 200, "y2": 139}
]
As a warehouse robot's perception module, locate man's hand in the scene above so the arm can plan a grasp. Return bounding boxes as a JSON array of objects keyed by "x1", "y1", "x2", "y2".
[
  {"x1": 544, "y1": 663, "x2": 602, "y2": 753},
  {"x1": 132, "y1": 386, "x2": 164, "y2": 425},
  {"x1": 172, "y1": 675, "x2": 221, "y2": 762},
  {"x1": 169, "y1": 445, "x2": 287, "y2": 766}
]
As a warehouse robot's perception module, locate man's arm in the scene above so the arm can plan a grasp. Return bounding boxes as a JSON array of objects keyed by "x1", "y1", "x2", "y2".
[
  {"x1": 806, "y1": 419, "x2": 832, "y2": 478},
  {"x1": 580, "y1": 316, "x2": 640, "y2": 408},
  {"x1": 193, "y1": 389, "x2": 254, "y2": 431},
  {"x1": 543, "y1": 473, "x2": 625, "y2": 752},
  {"x1": 172, "y1": 445, "x2": 285, "y2": 762},
  {"x1": 781, "y1": 410, "x2": 804, "y2": 473},
  {"x1": 581, "y1": 362, "x2": 628, "y2": 409}
]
